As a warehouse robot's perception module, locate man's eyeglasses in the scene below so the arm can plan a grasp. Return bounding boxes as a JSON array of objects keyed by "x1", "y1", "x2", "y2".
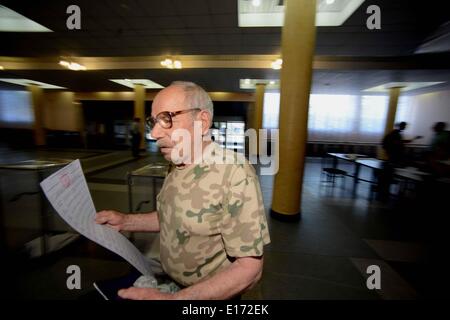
[{"x1": 146, "y1": 108, "x2": 201, "y2": 129}]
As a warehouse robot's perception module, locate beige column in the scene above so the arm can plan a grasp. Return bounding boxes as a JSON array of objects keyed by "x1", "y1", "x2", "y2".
[
  {"x1": 271, "y1": 0, "x2": 317, "y2": 221},
  {"x1": 254, "y1": 83, "x2": 266, "y2": 155},
  {"x1": 378, "y1": 87, "x2": 402, "y2": 159},
  {"x1": 28, "y1": 85, "x2": 46, "y2": 146},
  {"x1": 134, "y1": 84, "x2": 146, "y2": 149},
  {"x1": 384, "y1": 87, "x2": 402, "y2": 136}
]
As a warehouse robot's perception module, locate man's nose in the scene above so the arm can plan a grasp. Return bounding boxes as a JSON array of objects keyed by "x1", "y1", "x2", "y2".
[{"x1": 151, "y1": 122, "x2": 165, "y2": 139}]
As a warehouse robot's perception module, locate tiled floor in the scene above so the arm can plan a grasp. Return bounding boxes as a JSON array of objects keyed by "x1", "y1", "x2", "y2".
[{"x1": 1, "y1": 146, "x2": 447, "y2": 299}]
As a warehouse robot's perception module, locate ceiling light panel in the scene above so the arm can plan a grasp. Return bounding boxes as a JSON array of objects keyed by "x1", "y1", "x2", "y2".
[
  {"x1": 0, "y1": 78, "x2": 65, "y2": 89},
  {"x1": 363, "y1": 82, "x2": 445, "y2": 93},
  {"x1": 238, "y1": 0, "x2": 365, "y2": 27},
  {"x1": 109, "y1": 79, "x2": 164, "y2": 89},
  {"x1": 0, "y1": 5, "x2": 52, "y2": 32},
  {"x1": 240, "y1": 79, "x2": 280, "y2": 89}
]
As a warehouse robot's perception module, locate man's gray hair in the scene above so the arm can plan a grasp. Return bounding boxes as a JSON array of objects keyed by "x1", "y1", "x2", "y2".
[{"x1": 170, "y1": 81, "x2": 214, "y2": 123}]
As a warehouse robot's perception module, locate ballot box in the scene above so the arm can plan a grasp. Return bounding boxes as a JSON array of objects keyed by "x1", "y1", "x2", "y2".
[
  {"x1": 126, "y1": 162, "x2": 170, "y2": 213},
  {"x1": 0, "y1": 159, "x2": 75, "y2": 256}
]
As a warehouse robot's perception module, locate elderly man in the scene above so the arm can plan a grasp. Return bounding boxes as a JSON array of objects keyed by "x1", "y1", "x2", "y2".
[{"x1": 96, "y1": 81, "x2": 270, "y2": 300}]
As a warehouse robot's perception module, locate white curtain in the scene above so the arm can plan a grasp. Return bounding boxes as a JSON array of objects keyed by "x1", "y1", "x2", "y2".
[{"x1": 263, "y1": 92, "x2": 412, "y2": 143}]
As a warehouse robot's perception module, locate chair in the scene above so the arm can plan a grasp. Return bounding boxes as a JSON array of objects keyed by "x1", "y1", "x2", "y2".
[{"x1": 320, "y1": 156, "x2": 347, "y2": 188}]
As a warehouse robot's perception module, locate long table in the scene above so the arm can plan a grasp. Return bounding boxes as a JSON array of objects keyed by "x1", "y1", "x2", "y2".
[
  {"x1": 327, "y1": 153, "x2": 431, "y2": 198},
  {"x1": 327, "y1": 153, "x2": 370, "y2": 193}
]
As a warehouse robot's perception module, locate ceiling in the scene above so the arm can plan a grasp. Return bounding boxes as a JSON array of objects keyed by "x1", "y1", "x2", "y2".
[{"x1": 0, "y1": 0, "x2": 449, "y2": 94}]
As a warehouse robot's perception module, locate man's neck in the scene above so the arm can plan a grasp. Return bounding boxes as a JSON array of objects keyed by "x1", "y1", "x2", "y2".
[{"x1": 175, "y1": 140, "x2": 213, "y2": 169}]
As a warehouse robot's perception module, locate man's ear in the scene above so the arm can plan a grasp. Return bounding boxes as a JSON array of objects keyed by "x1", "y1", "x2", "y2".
[{"x1": 199, "y1": 110, "x2": 211, "y2": 135}]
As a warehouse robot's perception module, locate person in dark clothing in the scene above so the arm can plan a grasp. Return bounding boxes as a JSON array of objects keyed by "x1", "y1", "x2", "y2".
[
  {"x1": 381, "y1": 122, "x2": 422, "y2": 166},
  {"x1": 378, "y1": 122, "x2": 422, "y2": 200}
]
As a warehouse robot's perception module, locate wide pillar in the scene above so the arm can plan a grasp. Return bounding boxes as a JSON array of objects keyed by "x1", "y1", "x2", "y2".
[
  {"x1": 134, "y1": 84, "x2": 146, "y2": 149},
  {"x1": 271, "y1": 0, "x2": 317, "y2": 222},
  {"x1": 28, "y1": 85, "x2": 46, "y2": 146}
]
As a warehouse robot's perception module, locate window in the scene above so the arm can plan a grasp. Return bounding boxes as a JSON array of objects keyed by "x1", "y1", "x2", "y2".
[
  {"x1": 0, "y1": 90, "x2": 33, "y2": 125},
  {"x1": 262, "y1": 92, "x2": 397, "y2": 143},
  {"x1": 262, "y1": 92, "x2": 280, "y2": 129},
  {"x1": 360, "y1": 95, "x2": 388, "y2": 134},
  {"x1": 308, "y1": 94, "x2": 358, "y2": 139}
]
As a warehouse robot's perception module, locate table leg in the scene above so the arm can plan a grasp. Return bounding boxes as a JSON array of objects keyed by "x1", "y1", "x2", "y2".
[
  {"x1": 127, "y1": 173, "x2": 135, "y2": 243},
  {"x1": 37, "y1": 170, "x2": 48, "y2": 255},
  {"x1": 353, "y1": 162, "x2": 360, "y2": 195},
  {"x1": 127, "y1": 173, "x2": 133, "y2": 213}
]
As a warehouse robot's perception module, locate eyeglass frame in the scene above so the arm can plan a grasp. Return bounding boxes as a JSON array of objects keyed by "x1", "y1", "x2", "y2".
[{"x1": 146, "y1": 108, "x2": 202, "y2": 129}]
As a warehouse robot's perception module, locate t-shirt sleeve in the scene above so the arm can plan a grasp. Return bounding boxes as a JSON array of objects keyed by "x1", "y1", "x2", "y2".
[{"x1": 220, "y1": 164, "x2": 271, "y2": 258}]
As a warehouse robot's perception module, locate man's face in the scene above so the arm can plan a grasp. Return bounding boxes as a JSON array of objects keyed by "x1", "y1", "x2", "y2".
[{"x1": 150, "y1": 86, "x2": 202, "y2": 163}]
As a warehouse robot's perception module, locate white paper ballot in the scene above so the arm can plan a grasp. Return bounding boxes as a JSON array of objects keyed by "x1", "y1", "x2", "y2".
[{"x1": 40, "y1": 159, "x2": 153, "y2": 276}]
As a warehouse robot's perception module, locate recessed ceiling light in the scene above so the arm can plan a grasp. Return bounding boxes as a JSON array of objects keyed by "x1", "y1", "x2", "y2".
[
  {"x1": 0, "y1": 78, "x2": 65, "y2": 89},
  {"x1": 109, "y1": 79, "x2": 164, "y2": 89},
  {"x1": 160, "y1": 58, "x2": 182, "y2": 69},
  {"x1": 59, "y1": 60, "x2": 86, "y2": 71},
  {"x1": 363, "y1": 82, "x2": 445, "y2": 93},
  {"x1": 271, "y1": 58, "x2": 282, "y2": 70},
  {"x1": 0, "y1": 5, "x2": 52, "y2": 32},
  {"x1": 238, "y1": 0, "x2": 366, "y2": 27}
]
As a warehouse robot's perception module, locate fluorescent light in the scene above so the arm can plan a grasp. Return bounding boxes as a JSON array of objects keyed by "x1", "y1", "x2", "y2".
[
  {"x1": 238, "y1": 0, "x2": 366, "y2": 27},
  {"x1": 240, "y1": 79, "x2": 279, "y2": 89},
  {"x1": 363, "y1": 82, "x2": 445, "y2": 93},
  {"x1": 109, "y1": 79, "x2": 164, "y2": 89},
  {"x1": 0, "y1": 5, "x2": 52, "y2": 32},
  {"x1": 0, "y1": 78, "x2": 65, "y2": 89}
]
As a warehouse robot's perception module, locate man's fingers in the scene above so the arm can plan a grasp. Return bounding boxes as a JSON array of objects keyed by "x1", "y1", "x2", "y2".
[
  {"x1": 117, "y1": 287, "x2": 163, "y2": 300},
  {"x1": 95, "y1": 210, "x2": 114, "y2": 224},
  {"x1": 95, "y1": 213, "x2": 109, "y2": 224},
  {"x1": 118, "y1": 287, "x2": 154, "y2": 300}
]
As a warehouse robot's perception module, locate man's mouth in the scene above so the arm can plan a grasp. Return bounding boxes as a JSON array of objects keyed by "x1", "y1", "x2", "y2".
[{"x1": 156, "y1": 140, "x2": 173, "y2": 153}]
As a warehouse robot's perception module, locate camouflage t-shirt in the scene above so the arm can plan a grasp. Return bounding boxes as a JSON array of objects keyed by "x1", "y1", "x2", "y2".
[{"x1": 156, "y1": 142, "x2": 271, "y2": 286}]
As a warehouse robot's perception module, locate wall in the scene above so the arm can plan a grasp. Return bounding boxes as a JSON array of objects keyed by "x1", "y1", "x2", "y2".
[
  {"x1": 406, "y1": 90, "x2": 450, "y2": 144},
  {"x1": 42, "y1": 91, "x2": 82, "y2": 132}
]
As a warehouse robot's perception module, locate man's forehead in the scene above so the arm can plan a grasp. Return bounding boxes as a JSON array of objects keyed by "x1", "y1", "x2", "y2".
[{"x1": 152, "y1": 86, "x2": 186, "y2": 112}]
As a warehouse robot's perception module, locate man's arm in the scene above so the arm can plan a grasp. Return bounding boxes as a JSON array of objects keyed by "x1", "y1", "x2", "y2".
[
  {"x1": 118, "y1": 256, "x2": 263, "y2": 300},
  {"x1": 95, "y1": 210, "x2": 160, "y2": 232}
]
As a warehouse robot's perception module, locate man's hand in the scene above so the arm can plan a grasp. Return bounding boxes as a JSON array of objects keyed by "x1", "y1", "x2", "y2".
[
  {"x1": 118, "y1": 287, "x2": 174, "y2": 300},
  {"x1": 95, "y1": 210, "x2": 127, "y2": 231}
]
